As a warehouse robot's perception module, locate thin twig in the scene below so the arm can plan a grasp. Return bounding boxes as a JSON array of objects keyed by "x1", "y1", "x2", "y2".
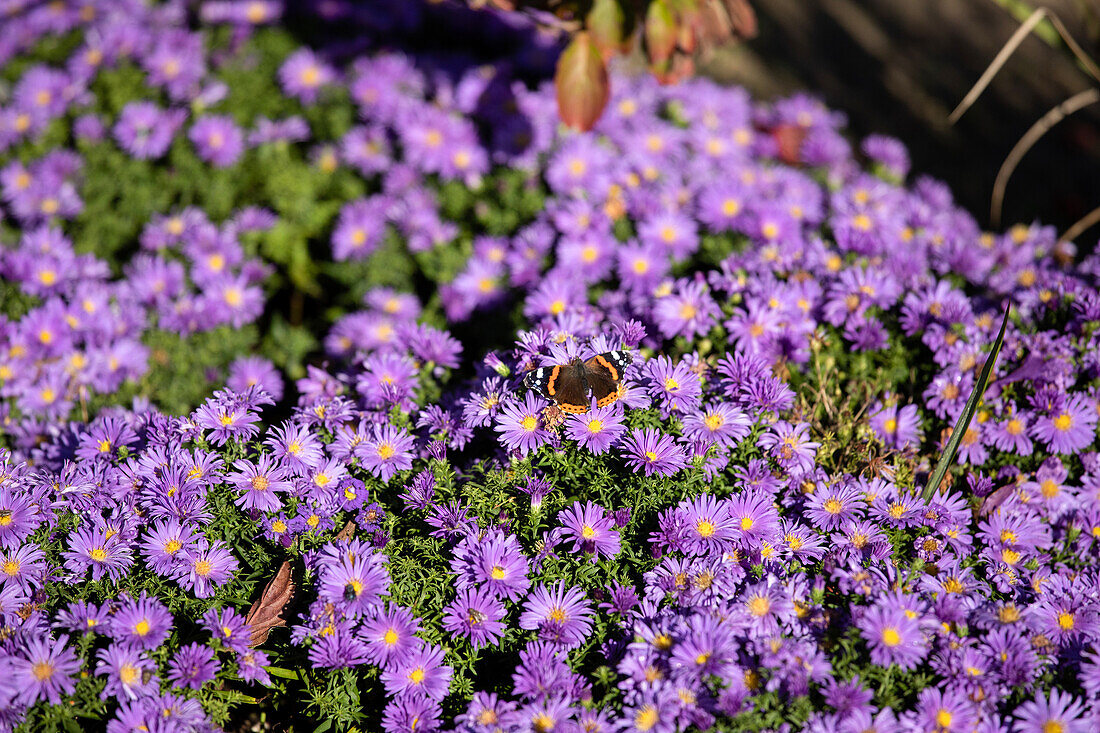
[
  {"x1": 991, "y1": 87, "x2": 1100, "y2": 226},
  {"x1": 1060, "y1": 202, "x2": 1100, "y2": 243},
  {"x1": 949, "y1": 6, "x2": 1100, "y2": 125}
]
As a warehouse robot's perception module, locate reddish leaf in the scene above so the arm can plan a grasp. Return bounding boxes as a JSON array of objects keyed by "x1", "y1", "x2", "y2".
[
  {"x1": 726, "y1": 0, "x2": 757, "y2": 39},
  {"x1": 586, "y1": 0, "x2": 626, "y2": 60},
  {"x1": 245, "y1": 561, "x2": 295, "y2": 648},
  {"x1": 770, "y1": 123, "x2": 807, "y2": 165},
  {"x1": 644, "y1": 0, "x2": 677, "y2": 67},
  {"x1": 555, "y1": 32, "x2": 610, "y2": 132}
]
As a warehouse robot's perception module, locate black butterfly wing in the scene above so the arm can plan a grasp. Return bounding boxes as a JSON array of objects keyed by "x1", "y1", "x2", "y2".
[
  {"x1": 524, "y1": 361, "x2": 590, "y2": 413},
  {"x1": 583, "y1": 351, "x2": 630, "y2": 408},
  {"x1": 553, "y1": 361, "x2": 591, "y2": 413}
]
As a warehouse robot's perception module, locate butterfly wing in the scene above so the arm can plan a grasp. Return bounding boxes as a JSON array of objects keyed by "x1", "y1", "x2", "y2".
[
  {"x1": 523, "y1": 361, "x2": 590, "y2": 413},
  {"x1": 583, "y1": 351, "x2": 630, "y2": 408}
]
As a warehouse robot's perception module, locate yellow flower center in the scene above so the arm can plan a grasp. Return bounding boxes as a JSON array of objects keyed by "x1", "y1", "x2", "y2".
[
  {"x1": 823, "y1": 498, "x2": 843, "y2": 514},
  {"x1": 134, "y1": 620, "x2": 151, "y2": 636},
  {"x1": 881, "y1": 627, "x2": 901, "y2": 647},
  {"x1": 587, "y1": 419, "x2": 603, "y2": 433},
  {"x1": 936, "y1": 710, "x2": 953, "y2": 728},
  {"x1": 377, "y1": 443, "x2": 395, "y2": 459},
  {"x1": 490, "y1": 565, "x2": 505, "y2": 580},
  {"x1": 383, "y1": 629, "x2": 399, "y2": 645},
  {"x1": 1053, "y1": 413, "x2": 1072, "y2": 431},
  {"x1": 32, "y1": 661, "x2": 54, "y2": 681},
  {"x1": 1057, "y1": 612, "x2": 1075, "y2": 630},
  {"x1": 634, "y1": 705, "x2": 659, "y2": 731},
  {"x1": 251, "y1": 475, "x2": 269, "y2": 491},
  {"x1": 194, "y1": 559, "x2": 213, "y2": 577},
  {"x1": 747, "y1": 596, "x2": 770, "y2": 617},
  {"x1": 520, "y1": 416, "x2": 538, "y2": 432},
  {"x1": 90, "y1": 548, "x2": 107, "y2": 562}
]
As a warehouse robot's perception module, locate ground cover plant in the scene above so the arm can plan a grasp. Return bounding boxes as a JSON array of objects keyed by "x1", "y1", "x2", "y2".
[{"x1": 0, "y1": 1, "x2": 1099, "y2": 732}]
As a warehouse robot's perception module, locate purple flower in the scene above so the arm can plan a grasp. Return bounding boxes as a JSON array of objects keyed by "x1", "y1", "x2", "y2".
[
  {"x1": 316, "y1": 539, "x2": 389, "y2": 616},
  {"x1": 452, "y1": 529, "x2": 531, "y2": 602},
  {"x1": 8, "y1": 635, "x2": 80, "y2": 706},
  {"x1": 620, "y1": 428, "x2": 688, "y2": 477},
  {"x1": 227, "y1": 356, "x2": 284, "y2": 402},
  {"x1": 563, "y1": 400, "x2": 626, "y2": 454},
  {"x1": 1032, "y1": 393, "x2": 1097, "y2": 454},
  {"x1": 109, "y1": 594, "x2": 173, "y2": 651},
  {"x1": 166, "y1": 643, "x2": 218, "y2": 690},
  {"x1": 361, "y1": 604, "x2": 421, "y2": 669},
  {"x1": 758, "y1": 421, "x2": 819, "y2": 475},
  {"x1": 226, "y1": 453, "x2": 292, "y2": 513},
  {"x1": 380, "y1": 641, "x2": 452, "y2": 701},
  {"x1": 176, "y1": 539, "x2": 238, "y2": 598},
  {"x1": 442, "y1": 586, "x2": 507, "y2": 650},
  {"x1": 189, "y1": 115, "x2": 244, "y2": 167},
  {"x1": 558, "y1": 501, "x2": 621, "y2": 559},
  {"x1": 113, "y1": 102, "x2": 186, "y2": 159},
  {"x1": 860, "y1": 600, "x2": 928, "y2": 670},
  {"x1": 96, "y1": 643, "x2": 157, "y2": 701},
  {"x1": 1013, "y1": 689, "x2": 1090, "y2": 733},
  {"x1": 62, "y1": 524, "x2": 134, "y2": 582},
  {"x1": 279, "y1": 48, "x2": 336, "y2": 103},
  {"x1": 519, "y1": 581, "x2": 594, "y2": 649},
  {"x1": 494, "y1": 392, "x2": 552, "y2": 457},
  {"x1": 266, "y1": 420, "x2": 324, "y2": 475},
  {"x1": 644, "y1": 356, "x2": 702, "y2": 417},
  {"x1": 360, "y1": 423, "x2": 415, "y2": 482},
  {"x1": 869, "y1": 401, "x2": 921, "y2": 450},
  {"x1": 203, "y1": 606, "x2": 252, "y2": 654},
  {"x1": 681, "y1": 402, "x2": 752, "y2": 449}
]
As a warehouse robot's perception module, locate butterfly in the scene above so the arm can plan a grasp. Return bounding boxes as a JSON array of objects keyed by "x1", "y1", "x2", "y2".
[{"x1": 523, "y1": 351, "x2": 631, "y2": 414}]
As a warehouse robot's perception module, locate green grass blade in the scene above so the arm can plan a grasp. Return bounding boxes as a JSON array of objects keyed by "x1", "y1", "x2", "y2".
[{"x1": 921, "y1": 306, "x2": 1011, "y2": 502}]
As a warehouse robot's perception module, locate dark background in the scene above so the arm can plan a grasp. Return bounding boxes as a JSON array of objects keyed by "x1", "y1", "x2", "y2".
[{"x1": 701, "y1": 0, "x2": 1100, "y2": 248}]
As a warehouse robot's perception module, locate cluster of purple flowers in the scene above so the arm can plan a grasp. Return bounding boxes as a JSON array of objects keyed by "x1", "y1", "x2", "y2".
[{"x1": 0, "y1": 0, "x2": 1099, "y2": 731}]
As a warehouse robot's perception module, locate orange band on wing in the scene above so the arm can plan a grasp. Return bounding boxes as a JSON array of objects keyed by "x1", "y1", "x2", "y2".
[
  {"x1": 559, "y1": 402, "x2": 588, "y2": 414},
  {"x1": 593, "y1": 354, "x2": 618, "y2": 381},
  {"x1": 547, "y1": 365, "x2": 561, "y2": 396},
  {"x1": 596, "y1": 383, "x2": 625, "y2": 408}
]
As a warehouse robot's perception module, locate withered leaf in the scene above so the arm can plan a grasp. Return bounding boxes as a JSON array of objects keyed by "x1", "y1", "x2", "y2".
[
  {"x1": 334, "y1": 520, "x2": 357, "y2": 543},
  {"x1": 245, "y1": 560, "x2": 294, "y2": 648}
]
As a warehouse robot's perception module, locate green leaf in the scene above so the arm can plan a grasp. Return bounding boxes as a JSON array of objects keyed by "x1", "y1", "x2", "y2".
[
  {"x1": 264, "y1": 665, "x2": 300, "y2": 680},
  {"x1": 921, "y1": 305, "x2": 1011, "y2": 501}
]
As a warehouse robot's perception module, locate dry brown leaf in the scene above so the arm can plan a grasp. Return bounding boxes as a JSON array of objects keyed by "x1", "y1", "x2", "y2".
[
  {"x1": 334, "y1": 521, "x2": 357, "y2": 543},
  {"x1": 245, "y1": 560, "x2": 295, "y2": 648}
]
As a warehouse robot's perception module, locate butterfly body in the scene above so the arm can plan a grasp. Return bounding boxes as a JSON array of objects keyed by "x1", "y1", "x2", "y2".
[{"x1": 523, "y1": 351, "x2": 631, "y2": 414}]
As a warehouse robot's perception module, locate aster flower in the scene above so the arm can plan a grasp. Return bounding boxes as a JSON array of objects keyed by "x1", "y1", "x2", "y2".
[
  {"x1": 494, "y1": 392, "x2": 552, "y2": 457},
  {"x1": 557, "y1": 501, "x2": 621, "y2": 559},
  {"x1": 96, "y1": 643, "x2": 157, "y2": 700},
  {"x1": 109, "y1": 593, "x2": 173, "y2": 651},
  {"x1": 1032, "y1": 393, "x2": 1097, "y2": 454},
  {"x1": 226, "y1": 453, "x2": 292, "y2": 513},
  {"x1": 758, "y1": 421, "x2": 819, "y2": 475},
  {"x1": 442, "y1": 586, "x2": 507, "y2": 650},
  {"x1": 8, "y1": 635, "x2": 80, "y2": 706},
  {"x1": 175, "y1": 539, "x2": 238, "y2": 599},
  {"x1": 564, "y1": 400, "x2": 626, "y2": 454},
  {"x1": 381, "y1": 641, "x2": 452, "y2": 701},
  {"x1": 860, "y1": 601, "x2": 928, "y2": 670},
  {"x1": 681, "y1": 402, "x2": 752, "y2": 449},
  {"x1": 519, "y1": 580, "x2": 594, "y2": 649},
  {"x1": 63, "y1": 524, "x2": 134, "y2": 582},
  {"x1": 360, "y1": 423, "x2": 415, "y2": 482},
  {"x1": 361, "y1": 604, "x2": 421, "y2": 669},
  {"x1": 620, "y1": 428, "x2": 688, "y2": 477},
  {"x1": 644, "y1": 356, "x2": 703, "y2": 416},
  {"x1": 166, "y1": 643, "x2": 218, "y2": 690}
]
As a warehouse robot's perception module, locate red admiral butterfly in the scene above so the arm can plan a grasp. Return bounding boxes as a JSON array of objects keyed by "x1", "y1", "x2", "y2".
[{"x1": 523, "y1": 351, "x2": 631, "y2": 414}]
